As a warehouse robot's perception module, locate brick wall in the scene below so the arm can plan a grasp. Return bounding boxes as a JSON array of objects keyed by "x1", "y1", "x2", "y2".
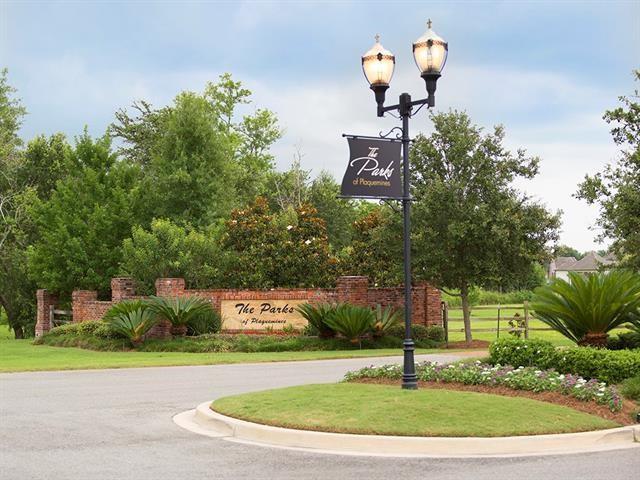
[{"x1": 35, "y1": 275, "x2": 442, "y2": 336}]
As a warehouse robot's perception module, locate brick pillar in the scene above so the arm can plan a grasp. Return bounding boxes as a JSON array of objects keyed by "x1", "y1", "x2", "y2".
[
  {"x1": 72, "y1": 290, "x2": 98, "y2": 323},
  {"x1": 336, "y1": 276, "x2": 369, "y2": 307},
  {"x1": 111, "y1": 277, "x2": 135, "y2": 302},
  {"x1": 155, "y1": 278, "x2": 186, "y2": 297},
  {"x1": 35, "y1": 289, "x2": 58, "y2": 337},
  {"x1": 425, "y1": 284, "x2": 442, "y2": 326}
]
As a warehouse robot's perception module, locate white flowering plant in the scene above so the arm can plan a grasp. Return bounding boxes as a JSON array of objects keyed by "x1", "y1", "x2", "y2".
[{"x1": 343, "y1": 361, "x2": 623, "y2": 412}]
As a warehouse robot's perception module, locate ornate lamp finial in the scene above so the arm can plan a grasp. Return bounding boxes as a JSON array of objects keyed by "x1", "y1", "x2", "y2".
[{"x1": 375, "y1": 33, "x2": 380, "y2": 43}]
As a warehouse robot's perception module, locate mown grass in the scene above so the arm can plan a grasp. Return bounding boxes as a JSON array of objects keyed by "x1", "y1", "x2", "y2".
[
  {"x1": 212, "y1": 383, "x2": 619, "y2": 436},
  {"x1": 0, "y1": 326, "x2": 448, "y2": 373}
]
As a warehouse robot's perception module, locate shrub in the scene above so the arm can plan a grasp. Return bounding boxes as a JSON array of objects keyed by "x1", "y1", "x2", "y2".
[
  {"x1": 620, "y1": 375, "x2": 640, "y2": 402},
  {"x1": 372, "y1": 305, "x2": 402, "y2": 338},
  {"x1": 607, "y1": 331, "x2": 640, "y2": 350},
  {"x1": 532, "y1": 271, "x2": 640, "y2": 347},
  {"x1": 297, "y1": 303, "x2": 336, "y2": 338},
  {"x1": 343, "y1": 361, "x2": 624, "y2": 412},
  {"x1": 104, "y1": 300, "x2": 157, "y2": 345},
  {"x1": 555, "y1": 347, "x2": 640, "y2": 385},
  {"x1": 147, "y1": 296, "x2": 214, "y2": 336},
  {"x1": 387, "y1": 323, "x2": 445, "y2": 343},
  {"x1": 324, "y1": 304, "x2": 375, "y2": 345},
  {"x1": 489, "y1": 338, "x2": 640, "y2": 384},
  {"x1": 489, "y1": 338, "x2": 558, "y2": 368}
]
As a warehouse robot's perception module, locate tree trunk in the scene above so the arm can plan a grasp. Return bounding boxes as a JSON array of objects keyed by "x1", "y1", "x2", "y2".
[
  {"x1": 578, "y1": 333, "x2": 608, "y2": 348},
  {"x1": 13, "y1": 325, "x2": 24, "y2": 339},
  {"x1": 460, "y1": 283, "x2": 472, "y2": 345}
]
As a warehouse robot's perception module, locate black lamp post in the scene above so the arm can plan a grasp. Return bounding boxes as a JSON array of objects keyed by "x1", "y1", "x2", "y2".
[{"x1": 361, "y1": 20, "x2": 448, "y2": 390}]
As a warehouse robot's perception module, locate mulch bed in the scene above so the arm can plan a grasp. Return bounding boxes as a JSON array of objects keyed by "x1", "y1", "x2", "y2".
[
  {"x1": 446, "y1": 340, "x2": 491, "y2": 349},
  {"x1": 352, "y1": 378, "x2": 639, "y2": 426}
]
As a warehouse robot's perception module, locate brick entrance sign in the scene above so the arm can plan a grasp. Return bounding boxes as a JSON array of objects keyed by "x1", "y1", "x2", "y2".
[{"x1": 35, "y1": 276, "x2": 442, "y2": 338}]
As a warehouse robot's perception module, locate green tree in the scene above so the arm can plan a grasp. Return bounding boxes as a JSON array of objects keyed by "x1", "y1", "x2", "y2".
[
  {"x1": 576, "y1": 70, "x2": 640, "y2": 270},
  {"x1": 342, "y1": 205, "x2": 403, "y2": 286},
  {"x1": 411, "y1": 111, "x2": 561, "y2": 343},
  {"x1": 27, "y1": 132, "x2": 140, "y2": 297},
  {"x1": 120, "y1": 219, "x2": 224, "y2": 295},
  {"x1": 0, "y1": 69, "x2": 34, "y2": 337},
  {"x1": 553, "y1": 244, "x2": 584, "y2": 260},
  {"x1": 111, "y1": 74, "x2": 282, "y2": 222}
]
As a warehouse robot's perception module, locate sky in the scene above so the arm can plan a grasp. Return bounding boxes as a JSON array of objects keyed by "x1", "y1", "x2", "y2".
[{"x1": 1, "y1": 0, "x2": 639, "y2": 252}]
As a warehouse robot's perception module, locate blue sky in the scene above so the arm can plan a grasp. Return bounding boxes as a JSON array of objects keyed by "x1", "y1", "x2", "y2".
[{"x1": 2, "y1": 0, "x2": 639, "y2": 251}]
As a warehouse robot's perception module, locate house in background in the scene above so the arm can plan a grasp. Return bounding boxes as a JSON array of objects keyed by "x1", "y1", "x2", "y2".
[{"x1": 548, "y1": 251, "x2": 616, "y2": 281}]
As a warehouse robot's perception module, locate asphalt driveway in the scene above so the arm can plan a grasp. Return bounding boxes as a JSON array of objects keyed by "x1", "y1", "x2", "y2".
[{"x1": 0, "y1": 353, "x2": 637, "y2": 480}]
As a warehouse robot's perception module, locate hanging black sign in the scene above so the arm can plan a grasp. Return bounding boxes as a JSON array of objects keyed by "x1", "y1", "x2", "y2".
[{"x1": 340, "y1": 136, "x2": 402, "y2": 199}]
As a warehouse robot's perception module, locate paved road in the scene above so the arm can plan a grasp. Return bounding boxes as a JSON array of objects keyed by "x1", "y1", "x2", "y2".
[{"x1": 1, "y1": 354, "x2": 638, "y2": 480}]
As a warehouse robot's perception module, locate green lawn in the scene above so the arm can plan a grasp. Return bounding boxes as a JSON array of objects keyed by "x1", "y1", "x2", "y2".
[
  {"x1": 446, "y1": 304, "x2": 627, "y2": 346},
  {"x1": 211, "y1": 383, "x2": 618, "y2": 437},
  {"x1": 0, "y1": 326, "x2": 447, "y2": 373}
]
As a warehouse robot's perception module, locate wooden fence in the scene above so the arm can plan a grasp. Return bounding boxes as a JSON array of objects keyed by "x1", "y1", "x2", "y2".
[{"x1": 442, "y1": 302, "x2": 555, "y2": 343}]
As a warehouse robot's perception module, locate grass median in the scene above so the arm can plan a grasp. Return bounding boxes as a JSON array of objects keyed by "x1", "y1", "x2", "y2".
[{"x1": 211, "y1": 383, "x2": 620, "y2": 437}]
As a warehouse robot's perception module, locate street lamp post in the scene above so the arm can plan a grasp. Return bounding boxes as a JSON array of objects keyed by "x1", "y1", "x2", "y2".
[{"x1": 361, "y1": 20, "x2": 448, "y2": 390}]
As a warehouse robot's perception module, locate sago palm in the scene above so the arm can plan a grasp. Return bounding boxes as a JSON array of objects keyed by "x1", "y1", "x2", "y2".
[
  {"x1": 104, "y1": 300, "x2": 157, "y2": 346},
  {"x1": 532, "y1": 271, "x2": 640, "y2": 347},
  {"x1": 147, "y1": 296, "x2": 214, "y2": 336},
  {"x1": 297, "y1": 303, "x2": 336, "y2": 338},
  {"x1": 372, "y1": 304, "x2": 402, "y2": 338},
  {"x1": 324, "y1": 303, "x2": 375, "y2": 346}
]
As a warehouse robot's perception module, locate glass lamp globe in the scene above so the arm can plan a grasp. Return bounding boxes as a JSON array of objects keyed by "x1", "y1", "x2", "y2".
[
  {"x1": 361, "y1": 34, "x2": 396, "y2": 87},
  {"x1": 412, "y1": 20, "x2": 448, "y2": 77}
]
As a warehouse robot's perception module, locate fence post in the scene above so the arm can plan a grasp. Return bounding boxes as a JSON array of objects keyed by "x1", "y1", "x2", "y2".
[
  {"x1": 442, "y1": 301, "x2": 449, "y2": 346},
  {"x1": 524, "y1": 301, "x2": 530, "y2": 339},
  {"x1": 496, "y1": 305, "x2": 501, "y2": 339}
]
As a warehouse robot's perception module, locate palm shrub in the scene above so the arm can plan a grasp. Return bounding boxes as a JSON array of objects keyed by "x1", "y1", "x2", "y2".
[
  {"x1": 297, "y1": 303, "x2": 336, "y2": 338},
  {"x1": 324, "y1": 303, "x2": 375, "y2": 346},
  {"x1": 532, "y1": 271, "x2": 640, "y2": 347},
  {"x1": 146, "y1": 296, "x2": 214, "y2": 336},
  {"x1": 103, "y1": 300, "x2": 157, "y2": 346},
  {"x1": 372, "y1": 305, "x2": 402, "y2": 338}
]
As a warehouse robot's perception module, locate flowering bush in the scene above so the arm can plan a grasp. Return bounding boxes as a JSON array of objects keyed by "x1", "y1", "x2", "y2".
[{"x1": 343, "y1": 361, "x2": 623, "y2": 412}]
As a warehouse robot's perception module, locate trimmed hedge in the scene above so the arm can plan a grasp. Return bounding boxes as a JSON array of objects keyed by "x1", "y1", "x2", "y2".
[
  {"x1": 489, "y1": 338, "x2": 640, "y2": 384},
  {"x1": 387, "y1": 324, "x2": 445, "y2": 343}
]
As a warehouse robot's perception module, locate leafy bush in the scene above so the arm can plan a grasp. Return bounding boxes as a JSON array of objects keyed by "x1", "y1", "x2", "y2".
[
  {"x1": 372, "y1": 305, "x2": 402, "y2": 338},
  {"x1": 324, "y1": 304, "x2": 375, "y2": 345},
  {"x1": 532, "y1": 271, "x2": 640, "y2": 346},
  {"x1": 104, "y1": 300, "x2": 157, "y2": 345},
  {"x1": 146, "y1": 295, "x2": 214, "y2": 335},
  {"x1": 489, "y1": 338, "x2": 558, "y2": 368},
  {"x1": 490, "y1": 338, "x2": 640, "y2": 384},
  {"x1": 607, "y1": 331, "x2": 640, "y2": 350},
  {"x1": 620, "y1": 375, "x2": 640, "y2": 401},
  {"x1": 386, "y1": 323, "x2": 445, "y2": 343},
  {"x1": 343, "y1": 361, "x2": 623, "y2": 412},
  {"x1": 297, "y1": 303, "x2": 336, "y2": 338},
  {"x1": 555, "y1": 347, "x2": 640, "y2": 385}
]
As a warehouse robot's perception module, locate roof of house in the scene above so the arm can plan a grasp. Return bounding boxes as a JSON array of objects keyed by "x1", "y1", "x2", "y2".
[
  {"x1": 554, "y1": 256, "x2": 578, "y2": 269},
  {"x1": 560, "y1": 251, "x2": 616, "y2": 272}
]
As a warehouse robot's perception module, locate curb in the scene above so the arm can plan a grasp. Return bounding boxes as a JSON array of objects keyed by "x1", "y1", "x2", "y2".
[{"x1": 172, "y1": 401, "x2": 640, "y2": 458}]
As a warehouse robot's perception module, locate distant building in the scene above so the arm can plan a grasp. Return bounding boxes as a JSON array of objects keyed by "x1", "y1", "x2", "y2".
[{"x1": 548, "y1": 251, "x2": 616, "y2": 281}]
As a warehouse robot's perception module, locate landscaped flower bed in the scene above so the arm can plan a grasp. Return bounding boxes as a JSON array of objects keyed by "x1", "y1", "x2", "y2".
[{"x1": 344, "y1": 361, "x2": 624, "y2": 412}]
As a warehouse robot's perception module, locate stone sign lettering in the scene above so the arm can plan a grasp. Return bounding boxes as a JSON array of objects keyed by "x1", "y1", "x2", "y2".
[{"x1": 221, "y1": 299, "x2": 308, "y2": 330}]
